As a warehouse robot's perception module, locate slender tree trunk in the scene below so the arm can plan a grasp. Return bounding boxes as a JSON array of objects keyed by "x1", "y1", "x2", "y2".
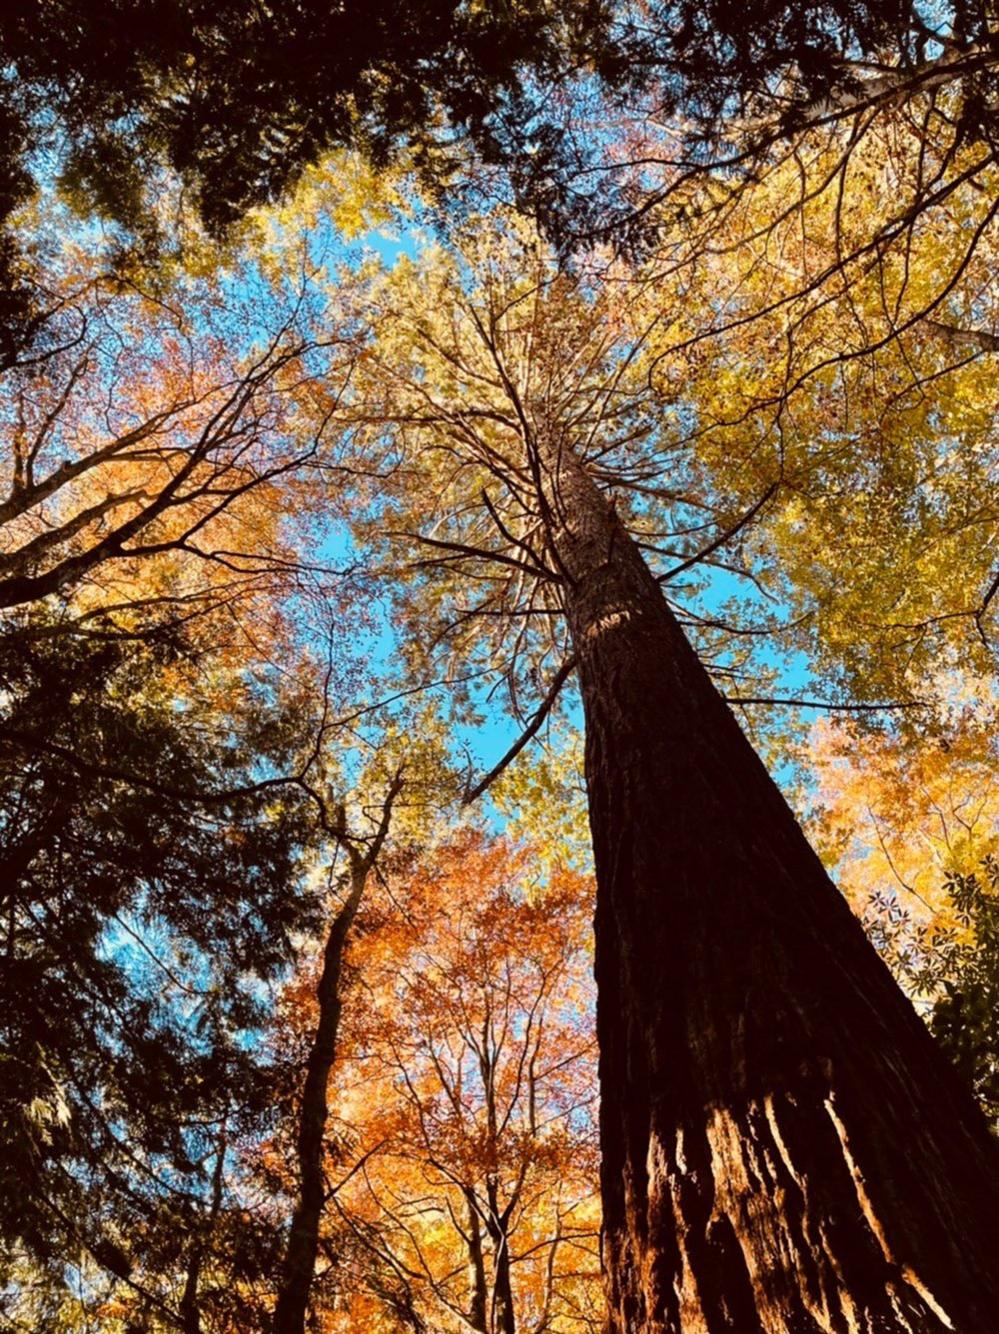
[
  {"x1": 179, "y1": 1126, "x2": 227, "y2": 1334},
  {"x1": 540, "y1": 441, "x2": 999, "y2": 1331},
  {"x1": 491, "y1": 1230, "x2": 516, "y2": 1334},
  {"x1": 485, "y1": 1179, "x2": 516, "y2": 1334},
  {"x1": 272, "y1": 873, "x2": 364, "y2": 1334},
  {"x1": 273, "y1": 776, "x2": 401, "y2": 1334},
  {"x1": 481, "y1": 1017, "x2": 516, "y2": 1334},
  {"x1": 466, "y1": 1192, "x2": 489, "y2": 1332}
]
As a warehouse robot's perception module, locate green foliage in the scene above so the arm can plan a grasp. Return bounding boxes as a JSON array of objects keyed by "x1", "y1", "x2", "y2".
[
  {"x1": 864, "y1": 857, "x2": 999, "y2": 1128},
  {"x1": 0, "y1": 0, "x2": 599, "y2": 350},
  {"x1": 0, "y1": 616, "x2": 321, "y2": 1322},
  {"x1": 928, "y1": 860, "x2": 999, "y2": 1128},
  {"x1": 4, "y1": 2, "x2": 984, "y2": 356}
]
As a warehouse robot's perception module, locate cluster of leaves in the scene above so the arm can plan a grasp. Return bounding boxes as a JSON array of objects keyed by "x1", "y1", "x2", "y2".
[
  {"x1": 0, "y1": 0, "x2": 605, "y2": 355},
  {"x1": 0, "y1": 615, "x2": 323, "y2": 1327},
  {"x1": 267, "y1": 831, "x2": 601, "y2": 1333},
  {"x1": 927, "y1": 859, "x2": 999, "y2": 1128},
  {"x1": 3, "y1": 2, "x2": 993, "y2": 355},
  {"x1": 862, "y1": 857, "x2": 999, "y2": 1128},
  {"x1": 807, "y1": 706, "x2": 999, "y2": 1128},
  {"x1": 809, "y1": 700, "x2": 999, "y2": 913}
]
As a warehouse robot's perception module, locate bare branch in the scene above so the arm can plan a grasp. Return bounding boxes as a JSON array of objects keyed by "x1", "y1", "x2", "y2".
[{"x1": 463, "y1": 656, "x2": 577, "y2": 805}]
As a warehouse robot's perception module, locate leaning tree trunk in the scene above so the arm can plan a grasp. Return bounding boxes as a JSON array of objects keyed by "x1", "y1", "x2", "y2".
[
  {"x1": 273, "y1": 775, "x2": 401, "y2": 1334},
  {"x1": 272, "y1": 870, "x2": 365, "y2": 1334},
  {"x1": 541, "y1": 440, "x2": 999, "y2": 1332}
]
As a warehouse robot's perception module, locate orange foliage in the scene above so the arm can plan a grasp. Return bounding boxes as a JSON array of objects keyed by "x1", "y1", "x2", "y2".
[
  {"x1": 808, "y1": 698, "x2": 999, "y2": 957},
  {"x1": 0, "y1": 262, "x2": 361, "y2": 666},
  {"x1": 277, "y1": 831, "x2": 602, "y2": 1332}
]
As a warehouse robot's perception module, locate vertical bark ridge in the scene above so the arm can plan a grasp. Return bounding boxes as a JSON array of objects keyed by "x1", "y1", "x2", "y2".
[{"x1": 537, "y1": 439, "x2": 999, "y2": 1332}]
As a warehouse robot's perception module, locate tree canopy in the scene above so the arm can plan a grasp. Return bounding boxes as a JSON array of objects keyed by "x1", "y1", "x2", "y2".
[{"x1": 3, "y1": 5, "x2": 999, "y2": 1331}]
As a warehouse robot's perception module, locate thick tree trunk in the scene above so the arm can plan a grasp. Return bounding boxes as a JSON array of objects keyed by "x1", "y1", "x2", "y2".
[{"x1": 541, "y1": 443, "x2": 999, "y2": 1331}]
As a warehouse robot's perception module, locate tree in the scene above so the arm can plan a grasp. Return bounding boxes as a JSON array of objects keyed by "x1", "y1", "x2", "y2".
[
  {"x1": 8, "y1": 2, "x2": 991, "y2": 263},
  {"x1": 0, "y1": 253, "x2": 361, "y2": 641},
  {"x1": 0, "y1": 0, "x2": 604, "y2": 362},
  {"x1": 272, "y1": 769, "x2": 404, "y2": 1334},
  {"x1": 6, "y1": 11, "x2": 999, "y2": 1323},
  {"x1": 0, "y1": 225, "x2": 424, "y2": 1327},
  {"x1": 10, "y1": 2, "x2": 994, "y2": 381},
  {"x1": 330, "y1": 221, "x2": 999, "y2": 1330},
  {"x1": 262, "y1": 701, "x2": 465, "y2": 1333},
  {"x1": 651, "y1": 122, "x2": 999, "y2": 706},
  {"x1": 277, "y1": 832, "x2": 601, "y2": 1333},
  {"x1": 265, "y1": 832, "x2": 600, "y2": 1334},
  {"x1": 521, "y1": 4, "x2": 998, "y2": 257},
  {"x1": 925, "y1": 857, "x2": 999, "y2": 1131},
  {"x1": 0, "y1": 614, "x2": 322, "y2": 1329}
]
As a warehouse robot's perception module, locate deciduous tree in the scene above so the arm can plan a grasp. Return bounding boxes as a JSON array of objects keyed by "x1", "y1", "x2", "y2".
[{"x1": 278, "y1": 832, "x2": 601, "y2": 1333}]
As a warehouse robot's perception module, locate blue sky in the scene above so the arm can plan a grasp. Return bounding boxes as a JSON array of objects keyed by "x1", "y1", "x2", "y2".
[{"x1": 315, "y1": 217, "x2": 827, "y2": 805}]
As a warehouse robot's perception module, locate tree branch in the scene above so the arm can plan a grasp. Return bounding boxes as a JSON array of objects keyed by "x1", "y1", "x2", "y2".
[
  {"x1": 463, "y1": 657, "x2": 577, "y2": 805},
  {"x1": 658, "y1": 481, "x2": 778, "y2": 583}
]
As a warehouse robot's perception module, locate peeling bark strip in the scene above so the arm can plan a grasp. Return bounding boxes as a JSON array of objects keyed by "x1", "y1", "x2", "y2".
[
  {"x1": 539, "y1": 441, "x2": 999, "y2": 1332},
  {"x1": 273, "y1": 774, "x2": 403, "y2": 1334}
]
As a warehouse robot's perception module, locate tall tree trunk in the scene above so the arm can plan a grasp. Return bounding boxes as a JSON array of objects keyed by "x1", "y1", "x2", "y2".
[
  {"x1": 540, "y1": 442, "x2": 999, "y2": 1331},
  {"x1": 273, "y1": 777, "x2": 401, "y2": 1334}
]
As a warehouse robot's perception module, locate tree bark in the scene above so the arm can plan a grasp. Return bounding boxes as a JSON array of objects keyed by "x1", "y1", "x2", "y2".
[{"x1": 540, "y1": 441, "x2": 999, "y2": 1332}]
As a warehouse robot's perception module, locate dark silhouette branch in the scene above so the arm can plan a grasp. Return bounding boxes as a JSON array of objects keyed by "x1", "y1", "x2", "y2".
[
  {"x1": 463, "y1": 657, "x2": 577, "y2": 805},
  {"x1": 657, "y1": 482, "x2": 779, "y2": 583}
]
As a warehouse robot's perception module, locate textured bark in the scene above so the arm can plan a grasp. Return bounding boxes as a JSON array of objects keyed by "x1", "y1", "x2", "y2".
[{"x1": 540, "y1": 442, "x2": 999, "y2": 1332}]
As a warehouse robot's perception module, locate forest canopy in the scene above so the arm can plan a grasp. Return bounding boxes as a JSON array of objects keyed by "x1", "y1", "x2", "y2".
[{"x1": 2, "y1": 4, "x2": 999, "y2": 1331}]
